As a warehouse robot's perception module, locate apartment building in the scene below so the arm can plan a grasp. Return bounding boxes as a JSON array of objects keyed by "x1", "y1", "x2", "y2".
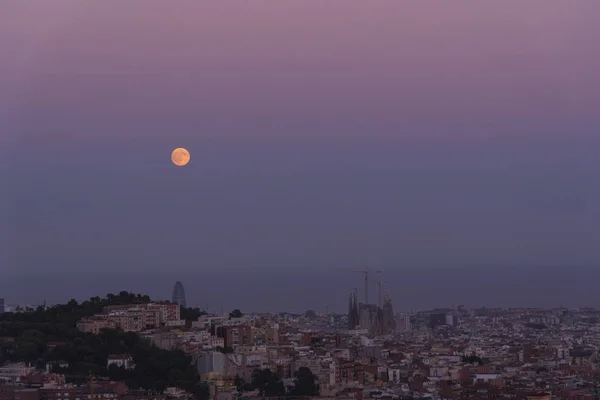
[
  {"x1": 0, "y1": 364, "x2": 36, "y2": 381},
  {"x1": 0, "y1": 385, "x2": 39, "y2": 400},
  {"x1": 77, "y1": 302, "x2": 180, "y2": 333},
  {"x1": 217, "y1": 325, "x2": 253, "y2": 348}
]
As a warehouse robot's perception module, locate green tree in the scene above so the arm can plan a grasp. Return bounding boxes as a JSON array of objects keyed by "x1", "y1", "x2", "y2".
[
  {"x1": 291, "y1": 367, "x2": 318, "y2": 396},
  {"x1": 180, "y1": 307, "x2": 207, "y2": 326},
  {"x1": 229, "y1": 309, "x2": 243, "y2": 319},
  {"x1": 191, "y1": 382, "x2": 209, "y2": 400},
  {"x1": 15, "y1": 341, "x2": 41, "y2": 362},
  {"x1": 462, "y1": 355, "x2": 483, "y2": 365},
  {"x1": 216, "y1": 346, "x2": 234, "y2": 354},
  {"x1": 251, "y1": 369, "x2": 285, "y2": 397},
  {"x1": 0, "y1": 293, "x2": 208, "y2": 397},
  {"x1": 234, "y1": 375, "x2": 245, "y2": 392}
]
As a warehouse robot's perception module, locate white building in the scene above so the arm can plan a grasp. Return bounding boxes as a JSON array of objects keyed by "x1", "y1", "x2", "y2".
[{"x1": 107, "y1": 354, "x2": 135, "y2": 370}]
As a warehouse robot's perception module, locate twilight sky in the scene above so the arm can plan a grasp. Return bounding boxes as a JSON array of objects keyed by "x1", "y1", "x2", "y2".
[{"x1": 1, "y1": 1, "x2": 599, "y2": 311}]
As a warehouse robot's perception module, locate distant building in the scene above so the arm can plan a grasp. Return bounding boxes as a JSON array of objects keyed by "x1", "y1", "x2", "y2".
[
  {"x1": 197, "y1": 352, "x2": 227, "y2": 376},
  {"x1": 76, "y1": 302, "x2": 181, "y2": 333},
  {"x1": 107, "y1": 354, "x2": 135, "y2": 370},
  {"x1": 0, "y1": 298, "x2": 4, "y2": 313},
  {"x1": 395, "y1": 313, "x2": 412, "y2": 332},
  {"x1": 358, "y1": 303, "x2": 379, "y2": 333},
  {"x1": 430, "y1": 312, "x2": 447, "y2": 328},
  {"x1": 347, "y1": 291, "x2": 359, "y2": 330},
  {"x1": 0, "y1": 363, "x2": 36, "y2": 381},
  {"x1": 217, "y1": 325, "x2": 253, "y2": 348},
  {"x1": 172, "y1": 281, "x2": 187, "y2": 308},
  {"x1": 382, "y1": 293, "x2": 395, "y2": 333}
]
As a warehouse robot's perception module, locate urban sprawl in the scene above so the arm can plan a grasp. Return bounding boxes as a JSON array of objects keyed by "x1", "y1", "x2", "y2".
[{"x1": 1, "y1": 282, "x2": 600, "y2": 400}]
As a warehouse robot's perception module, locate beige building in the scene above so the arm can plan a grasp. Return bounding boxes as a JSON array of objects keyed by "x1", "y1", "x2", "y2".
[{"x1": 77, "y1": 302, "x2": 180, "y2": 333}]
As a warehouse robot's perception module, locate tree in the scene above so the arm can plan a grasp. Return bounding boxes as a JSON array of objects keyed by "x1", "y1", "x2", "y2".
[
  {"x1": 525, "y1": 322, "x2": 547, "y2": 330},
  {"x1": 180, "y1": 307, "x2": 206, "y2": 325},
  {"x1": 462, "y1": 355, "x2": 483, "y2": 365},
  {"x1": 15, "y1": 342, "x2": 39, "y2": 362},
  {"x1": 291, "y1": 367, "x2": 318, "y2": 396},
  {"x1": 229, "y1": 309, "x2": 243, "y2": 319},
  {"x1": 191, "y1": 382, "x2": 209, "y2": 400},
  {"x1": 305, "y1": 310, "x2": 317, "y2": 320},
  {"x1": 216, "y1": 346, "x2": 234, "y2": 354},
  {"x1": 234, "y1": 375, "x2": 245, "y2": 392},
  {"x1": 0, "y1": 293, "x2": 208, "y2": 397},
  {"x1": 251, "y1": 369, "x2": 285, "y2": 397}
]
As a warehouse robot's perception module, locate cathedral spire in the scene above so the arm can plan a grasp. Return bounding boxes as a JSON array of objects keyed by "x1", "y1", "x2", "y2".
[{"x1": 348, "y1": 292, "x2": 355, "y2": 329}]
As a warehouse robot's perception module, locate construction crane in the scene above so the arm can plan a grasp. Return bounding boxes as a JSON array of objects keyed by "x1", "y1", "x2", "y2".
[
  {"x1": 343, "y1": 268, "x2": 382, "y2": 305},
  {"x1": 377, "y1": 278, "x2": 382, "y2": 311}
]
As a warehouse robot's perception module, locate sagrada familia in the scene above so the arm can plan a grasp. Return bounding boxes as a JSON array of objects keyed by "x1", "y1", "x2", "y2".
[{"x1": 347, "y1": 290, "x2": 396, "y2": 334}]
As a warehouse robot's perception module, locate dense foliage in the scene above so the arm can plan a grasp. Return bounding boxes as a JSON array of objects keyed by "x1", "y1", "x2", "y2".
[
  {"x1": 461, "y1": 355, "x2": 483, "y2": 365},
  {"x1": 250, "y1": 369, "x2": 286, "y2": 397},
  {"x1": 234, "y1": 367, "x2": 318, "y2": 397},
  {"x1": 0, "y1": 292, "x2": 208, "y2": 400},
  {"x1": 524, "y1": 322, "x2": 548, "y2": 330},
  {"x1": 180, "y1": 307, "x2": 207, "y2": 326},
  {"x1": 289, "y1": 367, "x2": 319, "y2": 396}
]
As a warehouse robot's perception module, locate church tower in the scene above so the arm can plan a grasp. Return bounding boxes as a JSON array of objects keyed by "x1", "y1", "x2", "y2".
[
  {"x1": 353, "y1": 289, "x2": 359, "y2": 327},
  {"x1": 347, "y1": 292, "x2": 355, "y2": 329}
]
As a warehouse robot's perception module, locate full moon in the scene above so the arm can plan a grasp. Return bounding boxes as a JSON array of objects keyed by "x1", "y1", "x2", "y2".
[{"x1": 171, "y1": 147, "x2": 190, "y2": 167}]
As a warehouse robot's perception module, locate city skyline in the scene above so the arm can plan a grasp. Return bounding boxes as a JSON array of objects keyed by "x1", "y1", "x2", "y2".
[
  {"x1": 1, "y1": 1, "x2": 599, "y2": 310},
  {"x1": 3, "y1": 265, "x2": 600, "y2": 313}
]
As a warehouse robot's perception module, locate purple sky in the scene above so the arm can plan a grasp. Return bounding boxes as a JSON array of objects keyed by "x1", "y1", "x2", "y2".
[{"x1": 1, "y1": 1, "x2": 599, "y2": 311}]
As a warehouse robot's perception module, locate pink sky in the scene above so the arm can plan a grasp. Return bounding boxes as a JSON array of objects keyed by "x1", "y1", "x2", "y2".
[
  {"x1": 1, "y1": 0, "x2": 599, "y2": 147},
  {"x1": 1, "y1": 2, "x2": 600, "y2": 308}
]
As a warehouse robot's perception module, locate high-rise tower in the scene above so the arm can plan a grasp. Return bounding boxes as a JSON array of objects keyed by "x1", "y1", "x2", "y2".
[
  {"x1": 172, "y1": 281, "x2": 187, "y2": 308},
  {"x1": 347, "y1": 291, "x2": 360, "y2": 330},
  {"x1": 382, "y1": 292, "x2": 395, "y2": 334},
  {"x1": 352, "y1": 290, "x2": 359, "y2": 327},
  {"x1": 347, "y1": 292, "x2": 355, "y2": 329}
]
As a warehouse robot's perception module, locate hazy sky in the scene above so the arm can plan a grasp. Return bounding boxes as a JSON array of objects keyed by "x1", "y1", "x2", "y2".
[{"x1": 1, "y1": 1, "x2": 599, "y2": 311}]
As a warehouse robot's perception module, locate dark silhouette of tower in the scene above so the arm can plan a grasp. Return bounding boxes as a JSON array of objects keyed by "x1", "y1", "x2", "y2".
[
  {"x1": 382, "y1": 292, "x2": 395, "y2": 334},
  {"x1": 172, "y1": 281, "x2": 187, "y2": 308},
  {"x1": 347, "y1": 291, "x2": 360, "y2": 330},
  {"x1": 347, "y1": 293, "x2": 354, "y2": 329},
  {"x1": 352, "y1": 290, "x2": 359, "y2": 326}
]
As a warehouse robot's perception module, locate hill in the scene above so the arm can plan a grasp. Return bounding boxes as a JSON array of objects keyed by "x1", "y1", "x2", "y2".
[{"x1": 0, "y1": 292, "x2": 208, "y2": 400}]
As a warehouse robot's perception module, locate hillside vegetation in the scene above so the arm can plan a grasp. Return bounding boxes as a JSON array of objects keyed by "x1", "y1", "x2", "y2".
[{"x1": 0, "y1": 292, "x2": 208, "y2": 400}]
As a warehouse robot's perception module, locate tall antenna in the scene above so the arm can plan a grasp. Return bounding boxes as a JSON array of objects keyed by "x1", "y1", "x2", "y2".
[
  {"x1": 364, "y1": 270, "x2": 369, "y2": 305},
  {"x1": 377, "y1": 274, "x2": 383, "y2": 311}
]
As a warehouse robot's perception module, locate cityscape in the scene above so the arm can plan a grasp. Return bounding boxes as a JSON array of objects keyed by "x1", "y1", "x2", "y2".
[{"x1": 2, "y1": 278, "x2": 600, "y2": 400}]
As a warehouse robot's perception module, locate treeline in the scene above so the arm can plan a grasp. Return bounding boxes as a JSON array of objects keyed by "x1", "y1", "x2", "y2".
[
  {"x1": 0, "y1": 293, "x2": 208, "y2": 400},
  {"x1": 461, "y1": 355, "x2": 483, "y2": 365},
  {"x1": 235, "y1": 367, "x2": 318, "y2": 397},
  {"x1": 0, "y1": 292, "x2": 151, "y2": 339}
]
